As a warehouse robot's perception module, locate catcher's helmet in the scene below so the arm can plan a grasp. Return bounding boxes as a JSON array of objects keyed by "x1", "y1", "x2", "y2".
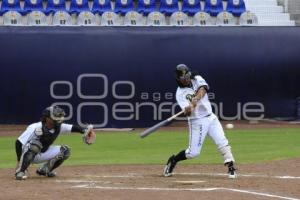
[
  {"x1": 175, "y1": 64, "x2": 192, "y2": 87},
  {"x1": 42, "y1": 106, "x2": 65, "y2": 124}
]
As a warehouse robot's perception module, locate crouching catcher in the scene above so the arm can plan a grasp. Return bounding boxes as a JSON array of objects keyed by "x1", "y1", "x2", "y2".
[{"x1": 15, "y1": 105, "x2": 96, "y2": 180}]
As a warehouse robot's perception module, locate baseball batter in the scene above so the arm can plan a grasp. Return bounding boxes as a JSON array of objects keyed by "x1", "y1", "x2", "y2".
[
  {"x1": 15, "y1": 106, "x2": 96, "y2": 180},
  {"x1": 163, "y1": 64, "x2": 237, "y2": 179}
]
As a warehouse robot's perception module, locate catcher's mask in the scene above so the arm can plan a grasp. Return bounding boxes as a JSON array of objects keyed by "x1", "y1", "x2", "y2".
[
  {"x1": 42, "y1": 106, "x2": 65, "y2": 125},
  {"x1": 175, "y1": 64, "x2": 192, "y2": 87}
]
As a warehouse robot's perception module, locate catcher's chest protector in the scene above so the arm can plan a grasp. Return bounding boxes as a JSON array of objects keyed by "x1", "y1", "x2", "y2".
[{"x1": 40, "y1": 125, "x2": 61, "y2": 152}]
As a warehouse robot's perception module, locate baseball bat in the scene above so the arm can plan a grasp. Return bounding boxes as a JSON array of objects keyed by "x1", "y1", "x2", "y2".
[{"x1": 140, "y1": 110, "x2": 184, "y2": 138}]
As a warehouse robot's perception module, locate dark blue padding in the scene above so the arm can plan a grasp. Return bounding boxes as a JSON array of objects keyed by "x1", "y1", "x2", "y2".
[
  {"x1": 159, "y1": 0, "x2": 179, "y2": 16},
  {"x1": 69, "y1": 0, "x2": 90, "y2": 14},
  {"x1": 45, "y1": 0, "x2": 66, "y2": 15},
  {"x1": 137, "y1": 0, "x2": 156, "y2": 15},
  {"x1": 0, "y1": 27, "x2": 299, "y2": 125},
  {"x1": 0, "y1": 0, "x2": 23, "y2": 15},
  {"x1": 182, "y1": 0, "x2": 201, "y2": 16},
  {"x1": 91, "y1": 0, "x2": 112, "y2": 14},
  {"x1": 114, "y1": 0, "x2": 134, "y2": 15},
  {"x1": 204, "y1": 0, "x2": 223, "y2": 17},
  {"x1": 226, "y1": 0, "x2": 246, "y2": 17},
  {"x1": 23, "y1": 0, "x2": 44, "y2": 14}
]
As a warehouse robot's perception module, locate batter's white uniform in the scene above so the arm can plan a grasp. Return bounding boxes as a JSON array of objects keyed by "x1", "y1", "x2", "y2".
[
  {"x1": 176, "y1": 75, "x2": 235, "y2": 163},
  {"x1": 18, "y1": 122, "x2": 73, "y2": 164}
]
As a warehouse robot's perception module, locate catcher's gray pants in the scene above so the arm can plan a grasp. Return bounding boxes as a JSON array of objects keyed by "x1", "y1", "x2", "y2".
[{"x1": 22, "y1": 144, "x2": 62, "y2": 164}]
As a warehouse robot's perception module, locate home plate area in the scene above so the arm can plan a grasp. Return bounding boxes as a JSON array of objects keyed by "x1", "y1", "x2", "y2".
[
  {"x1": 1, "y1": 161, "x2": 299, "y2": 200},
  {"x1": 52, "y1": 163, "x2": 300, "y2": 200}
]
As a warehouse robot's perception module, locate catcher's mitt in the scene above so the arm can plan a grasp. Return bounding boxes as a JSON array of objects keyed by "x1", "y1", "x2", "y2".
[{"x1": 82, "y1": 124, "x2": 96, "y2": 145}]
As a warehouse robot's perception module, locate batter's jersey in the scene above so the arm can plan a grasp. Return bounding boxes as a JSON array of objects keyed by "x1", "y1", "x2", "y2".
[
  {"x1": 176, "y1": 75, "x2": 212, "y2": 119},
  {"x1": 18, "y1": 122, "x2": 73, "y2": 151}
]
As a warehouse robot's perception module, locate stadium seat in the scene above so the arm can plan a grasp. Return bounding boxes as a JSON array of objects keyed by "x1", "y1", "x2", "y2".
[
  {"x1": 27, "y1": 10, "x2": 48, "y2": 25},
  {"x1": 137, "y1": 0, "x2": 156, "y2": 15},
  {"x1": 45, "y1": 0, "x2": 67, "y2": 15},
  {"x1": 100, "y1": 11, "x2": 121, "y2": 25},
  {"x1": 226, "y1": 0, "x2": 246, "y2": 17},
  {"x1": 123, "y1": 11, "x2": 144, "y2": 25},
  {"x1": 182, "y1": 0, "x2": 201, "y2": 16},
  {"x1": 192, "y1": 11, "x2": 215, "y2": 26},
  {"x1": 77, "y1": 11, "x2": 97, "y2": 25},
  {"x1": 69, "y1": 0, "x2": 90, "y2": 15},
  {"x1": 52, "y1": 10, "x2": 73, "y2": 25},
  {"x1": 159, "y1": 0, "x2": 179, "y2": 16},
  {"x1": 170, "y1": 11, "x2": 189, "y2": 26},
  {"x1": 91, "y1": 0, "x2": 112, "y2": 15},
  {"x1": 3, "y1": 10, "x2": 23, "y2": 25},
  {"x1": 204, "y1": 0, "x2": 223, "y2": 17},
  {"x1": 114, "y1": 0, "x2": 134, "y2": 15},
  {"x1": 239, "y1": 11, "x2": 258, "y2": 25},
  {"x1": 216, "y1": 11, "x2": 235, "y2": 25},
  {"x1": 146, "y1": 11, "x2": 166, "y2": 26},
  {"x1": 0, "y1": 0, "x2": 23, "y2": 15},
  {"x1": 23, "y1": 0, "x2": 44, "y2": 14}
]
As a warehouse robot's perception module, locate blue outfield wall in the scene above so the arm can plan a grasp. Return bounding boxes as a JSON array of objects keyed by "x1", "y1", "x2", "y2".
[{"x1": 0, "y1": 27, "x2": 299, "y2": 127}]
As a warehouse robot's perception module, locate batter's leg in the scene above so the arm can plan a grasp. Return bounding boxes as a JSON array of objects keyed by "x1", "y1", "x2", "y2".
[
  {"x1": 185, "y1": 118, "x2": 209, "y2": 159},
  {"x1": 207, "y1": 114, "x2": 237, "y2": 178},
  {"x1": 163, "y1": 118, "x2": 209, "y2": 177}
]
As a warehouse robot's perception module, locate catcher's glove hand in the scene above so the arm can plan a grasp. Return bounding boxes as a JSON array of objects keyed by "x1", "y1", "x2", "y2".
[{"x1": 82, "y1": 124, "x2": 96, "y2": 145}]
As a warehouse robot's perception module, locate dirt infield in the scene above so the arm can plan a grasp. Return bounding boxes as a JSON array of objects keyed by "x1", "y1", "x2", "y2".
[
  {"x1": 1, "y1": 122, "x2": 299, "y2": 200},
  {"x1": 1, "y1": 158, "x2": 300, "y2": 200}
]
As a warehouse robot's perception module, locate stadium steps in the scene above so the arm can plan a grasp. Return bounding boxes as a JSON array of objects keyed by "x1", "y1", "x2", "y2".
[
  {"x1": 286, "y1": 0, "x2": 300, "y2": 25},
  {"x1": 244, "y1": 0, "x2": 295, "y2": 26}
]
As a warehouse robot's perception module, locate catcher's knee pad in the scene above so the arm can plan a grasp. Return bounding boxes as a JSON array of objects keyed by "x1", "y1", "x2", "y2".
[
  {"x1": 60, "y1": 145, "x2": 71, "y2": 160},
  {"x1": 218, "y1": 145, "x2": 235, "y2": 163},
  {"x1": 29, "y1": 140, "x2": 43, "y2": 153}
]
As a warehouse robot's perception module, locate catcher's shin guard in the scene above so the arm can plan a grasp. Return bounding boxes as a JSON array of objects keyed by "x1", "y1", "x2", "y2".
[
  {"x1": 36, "y1": 145, "x2": 71, "y2": 177},
  {"x1": 15, "y1": 141, "x2": 42, "y2": 180}
]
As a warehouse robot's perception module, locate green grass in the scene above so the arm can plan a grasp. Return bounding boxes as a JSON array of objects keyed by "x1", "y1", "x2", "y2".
[{"x1": 1, "y1": 128, "x2": 299, "y2": 168}]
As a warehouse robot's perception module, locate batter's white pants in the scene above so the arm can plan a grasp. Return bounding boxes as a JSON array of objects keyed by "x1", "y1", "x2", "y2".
[{"x1": 185, "y1": 113, "x2": 235, "y2": 163}]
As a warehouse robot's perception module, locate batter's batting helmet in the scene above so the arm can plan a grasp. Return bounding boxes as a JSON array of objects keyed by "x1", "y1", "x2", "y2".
[
  {"x1": 175, "y1": 64, "x2": 192, "y2": 87},
  {"x1": 41, "y1": 106, "x2": 65, "y2": 124}
]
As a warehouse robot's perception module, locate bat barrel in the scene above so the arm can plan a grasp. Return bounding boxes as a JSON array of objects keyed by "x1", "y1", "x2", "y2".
[
  {"x1": 140, "y1": 110, "x2": 184, "y2": 138},
  {"x1": 140, "y1": 120, "x2": 168, "y2": 138}
]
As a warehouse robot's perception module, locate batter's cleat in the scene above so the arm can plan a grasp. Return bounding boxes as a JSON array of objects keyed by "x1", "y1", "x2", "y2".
[
  {"x1": 225, "y1": 161, "x2": 237, "y2": 179},
  {"x1": 15, "y1": 171, "x2": 28, "y2": 180},
  {"x1": 163, "y1": 155, "x2": 177, "y2": 177},
  {"x1": 36, "y1": 169, "x2": 56, "y2": 178}
]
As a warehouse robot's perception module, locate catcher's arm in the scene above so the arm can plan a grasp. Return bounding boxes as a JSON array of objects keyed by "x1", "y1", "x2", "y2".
[{"x1": 71, "y1": 124, "x2": 96, "y2": 145}]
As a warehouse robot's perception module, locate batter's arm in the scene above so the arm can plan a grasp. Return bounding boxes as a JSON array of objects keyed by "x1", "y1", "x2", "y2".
[{"x1": 191, "y1": 86, "x2": 208, "y2": 107}]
